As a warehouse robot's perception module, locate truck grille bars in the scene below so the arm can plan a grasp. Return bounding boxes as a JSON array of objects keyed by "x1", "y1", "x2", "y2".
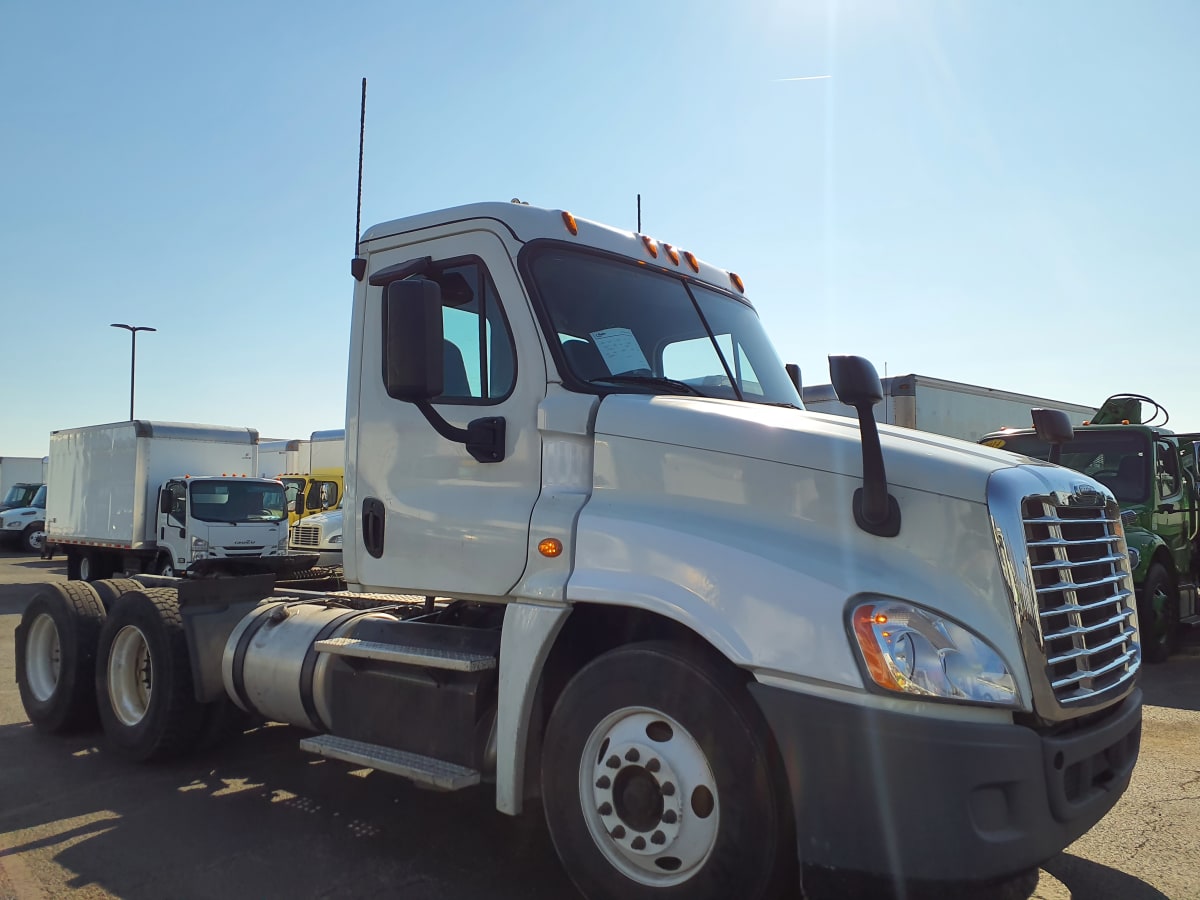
[
  {"x1": 989, "y1": 468, "x2": 1140, "y2": 721},
  {"x1": 1022, "y1": 497, "x2": 1140, "y2": 706}
]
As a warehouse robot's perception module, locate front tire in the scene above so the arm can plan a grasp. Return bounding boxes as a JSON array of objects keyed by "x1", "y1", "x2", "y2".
[
  {"x1": 21, "y1": 523, "x2": 46, "y2": 554},
  {"x1": 541, "y1": 642, "x2": 794, "y2": 900},
  {"x1": 95, "y1": 587, "x2": 206, "y2": 760},
  {"x1": 15, "y1": 583, "x2": 106, "y2": 733},
  {"x1": 156, "y1": 554, "x2": 176, "y2": 578},
  {"x1": 1138, "y1": 562, "x2": 1180, "y2": 664}
]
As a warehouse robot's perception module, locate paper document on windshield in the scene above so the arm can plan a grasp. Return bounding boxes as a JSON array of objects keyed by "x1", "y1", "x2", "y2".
[{"x1": 591, "y1": 328, "x2": 650, "y2": 376}]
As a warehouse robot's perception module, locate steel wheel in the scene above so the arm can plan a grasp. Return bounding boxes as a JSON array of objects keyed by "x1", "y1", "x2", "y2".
[
  {"x1": 24, "y1": 612, "x2": 62, "y2": 703},
  {"x1": 107, "y1": 624, "x2": 154, "y2": 727},
  {"x1": 579, "y1": 707, "x2": 719, "y2": 887}
]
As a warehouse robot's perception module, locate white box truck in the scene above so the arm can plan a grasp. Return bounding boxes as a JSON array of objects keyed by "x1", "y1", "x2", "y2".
[
  {"x1": 45, "y1": 421, "x2": 315, "y2": 580},
  {"x1": 0, "y1": 455, "x2": 47, "y2": 511},
  {"x1": 256, "y1": 438, "x2": 309, "y2": 480},
  {"x1": 17, "y1": 203, "x2": 1141, "y2": 900},
  {"x1": 802, "y1": 373, "x2": 1097, "y2": 442}
]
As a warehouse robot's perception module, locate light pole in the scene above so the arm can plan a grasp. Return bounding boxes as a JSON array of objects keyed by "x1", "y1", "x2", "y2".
[{"x1": 110, "y1": 323, "x2": 156, "y2": 420}]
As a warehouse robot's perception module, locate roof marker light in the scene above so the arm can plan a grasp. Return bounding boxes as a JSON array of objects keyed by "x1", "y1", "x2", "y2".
[
  {"x1": 662, "y1": 243, "x2": 680, "y2": 266},
  {"x1": 641, "y1": 235, "x2": 659, "y2": 258},
  {"x1": 683, "y1": 251, "x2": 700, "y2": 273},
  {"x1": 562, "y1": 211, "x2": 579, "y2": 235},
  {"x1": 729, "y1": 272, "x2": 745, "y2": 293}
]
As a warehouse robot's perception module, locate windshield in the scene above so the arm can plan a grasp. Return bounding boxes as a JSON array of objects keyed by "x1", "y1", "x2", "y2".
[
  {"x1": 30, "y1": 485, "x2": 46, "y2": 508},
  {"x1": 2, "y1": 484, "x2": 40, "y2": 507},
  {"x1": 987, "y1": 430, "x2": 1153, "y2": 504},
  {"x1": 526, "y1": 247, "x2": 801, "y2": 406},
  {"x1": 189, "y1": 480, "x2": 288, "y2": 523}
]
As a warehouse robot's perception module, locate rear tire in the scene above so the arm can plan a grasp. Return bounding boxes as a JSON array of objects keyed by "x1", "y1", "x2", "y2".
[
  {"x1": 541, "y1": 641, "x2": 794, "y2": 900},
  {"x1": 78, "y1": 551, "x2": 114, "y2": 582},
  {"x1": 90, "y1": 578, "x2": 144, "y2": 612},
  {"x1": 1138, "y1": 563, "x2": 1179, "y2": 664},
  {"x1": 15, "y1": 583, "x2": 106, "y2": 733},
  {"x1": 156, "y1": 554, "x2": 176, "y2": 578},
  {"x1": 95, "y1": 587, "x2": 206, "y2": 761}
]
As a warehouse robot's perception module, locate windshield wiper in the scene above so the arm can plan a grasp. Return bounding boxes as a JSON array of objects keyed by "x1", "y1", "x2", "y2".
[{"x1": 589, "y1": 373, "x2": 705, "y2": 396}]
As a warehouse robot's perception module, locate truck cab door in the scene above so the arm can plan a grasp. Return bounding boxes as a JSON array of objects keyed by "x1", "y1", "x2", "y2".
[
  {"x1": 352, "y1": 229, "x2": 546, "y2": 596},
  {"x1": 159, "y1": 480, "x2": 187, "y2": 544}
]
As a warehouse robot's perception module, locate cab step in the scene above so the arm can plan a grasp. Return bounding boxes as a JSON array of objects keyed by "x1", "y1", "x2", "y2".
[
  {"x1": 1180, "y1": 614, "x2": 1200, "y2": 626},
  {"x1": 314, "y1": 636, "x2": 497, "y2": 671},
  {"x1": 299, "y1": 734, "x2": 480, "y2": 790}
]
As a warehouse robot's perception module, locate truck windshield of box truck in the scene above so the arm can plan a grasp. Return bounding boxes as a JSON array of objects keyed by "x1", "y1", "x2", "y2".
[
  {"x1": 181, "y1": 480, "x2": 288, "y2": 524},
  {"x1": 525, "y1": 246, "x2": 801, "y2": 406}
]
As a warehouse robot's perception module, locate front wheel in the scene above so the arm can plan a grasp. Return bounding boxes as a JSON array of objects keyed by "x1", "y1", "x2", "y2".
[
  {"x1": 1138, "y1": 562, "x2": 1179, "y2": 664},
  {"x1": 21, "y1": 523, "x2": 46, "y2": 554},
  {"x1": 156, "y1": 554, "x2": 176, "y2": 578},
  {"x1": 541, "y1": 642, "x2": 794, "y2": 900}
]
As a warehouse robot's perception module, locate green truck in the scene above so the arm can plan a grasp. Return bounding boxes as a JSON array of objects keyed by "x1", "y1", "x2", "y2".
[{"x1": 981, "y1": 394, "x2": 1200, "y2": 663}]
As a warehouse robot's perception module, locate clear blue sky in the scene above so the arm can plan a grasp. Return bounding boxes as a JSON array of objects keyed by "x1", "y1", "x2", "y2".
[{"x1": 3, "y1": 1, "x2": 1197, "y2": 458}]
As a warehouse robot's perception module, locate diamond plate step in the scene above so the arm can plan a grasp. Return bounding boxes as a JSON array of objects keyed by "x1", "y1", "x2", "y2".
[
  {"x1": 300, "y1": 735, "x2": 480, "y2": 790},
  {"x1": 313, "y1": 637, "x2": 497, "y2": 671}
]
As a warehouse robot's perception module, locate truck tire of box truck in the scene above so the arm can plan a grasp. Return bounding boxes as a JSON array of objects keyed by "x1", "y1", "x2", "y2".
[
  {"x1": 15, "y1": 582, "x2": 107, "y2": 733},
  {"x1": 540, "y1": 641, "x2": 794, "y2": 900}
]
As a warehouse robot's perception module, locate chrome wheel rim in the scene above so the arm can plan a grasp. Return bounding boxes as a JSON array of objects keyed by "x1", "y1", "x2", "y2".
[
  {"x1": 108, "y1": 625, "x2": 153, "y2": 726},
  {"x1": 25, "y1": 613, "x2": 62, "y2": 703},
  {"x1": 578, "y1": 707, "x2": 719, "y2": 887}
]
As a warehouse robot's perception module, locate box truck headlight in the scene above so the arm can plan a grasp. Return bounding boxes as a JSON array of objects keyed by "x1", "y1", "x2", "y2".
[
  {"x1": 851, "y1": 601, "x2": 1018, "y2": 706},
  {"x1": 277, "y1": 534, "x2": 290, "y2": 553},
  {"x1": 191, "y1": 536, "x2": 210, "y2": 559}
]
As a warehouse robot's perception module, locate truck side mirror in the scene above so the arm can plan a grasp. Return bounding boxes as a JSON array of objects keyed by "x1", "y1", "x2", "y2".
[
  {"x1": 785, "y1": 363, "x2": 801, "y2": 393},
  {"x1": 159, "y1": 492, "x2": 171, "y2": 515},
  {"x1": 384, "y1": 278, "x2": 445, "y2": 402},
  {"x1": 829, "y1": 355, "x2": 900, "y2": 537},
  {"x1": 1031, "y1": 408, "x2": 1074, "y2": 465}
]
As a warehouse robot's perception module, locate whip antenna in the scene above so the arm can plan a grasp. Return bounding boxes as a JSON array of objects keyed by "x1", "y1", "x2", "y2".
[{"x1": 351, "y1": 77, "x2": 368, "y2": 281}]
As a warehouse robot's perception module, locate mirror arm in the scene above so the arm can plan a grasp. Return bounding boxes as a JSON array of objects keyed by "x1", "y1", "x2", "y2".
[{"x1": 415, "y1": 402, "x2": 507, "y2": 464}]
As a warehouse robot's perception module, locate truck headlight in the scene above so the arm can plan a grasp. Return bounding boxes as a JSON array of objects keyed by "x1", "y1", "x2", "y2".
[
  {"x1": 329, "y1": 534, "x2": 342, "y2": 545},
  {"x1": 277, "y1": 534, "x2": 290, "y2": 553},
  {"x1": 850, "y1": 600, "x2": 1018, "y2": 707},
  {"x1": 190, "y1": 536, "x2": 210, "y2": 559}
]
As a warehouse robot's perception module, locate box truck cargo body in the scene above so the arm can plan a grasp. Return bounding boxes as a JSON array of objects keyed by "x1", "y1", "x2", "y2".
[
  {"x1": 46, "y1": 421, "x2": 313, "y2": 580},
  {"x1": 802, "y1": 373, "x2": 1097, "y2": 442}
]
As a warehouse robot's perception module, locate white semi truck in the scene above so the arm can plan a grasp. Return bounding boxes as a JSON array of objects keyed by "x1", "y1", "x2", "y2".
[
  {"x1": 45, "y1": 421, "x2": 314, "y2": 580},
  {"x1": 0, "y1": 483, "x2": 47, "y2": 553},
  {"x1": 802, "y1": 372, "x2": 1098, "y2": 442},
  {"x1": 16, "y1": 203, "x2": 1142, "y2": 899},
  {"x1": 0, "y1": 455, "x2": 47, "y2": 511}
]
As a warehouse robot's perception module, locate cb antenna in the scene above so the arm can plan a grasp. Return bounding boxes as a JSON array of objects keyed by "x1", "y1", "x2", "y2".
[
  {"x1": 351, "y1": 77, "x2": 368, "y2": 281},
  {"x1": 637, "y1": 193, "x2": 641, "y2": 232}
]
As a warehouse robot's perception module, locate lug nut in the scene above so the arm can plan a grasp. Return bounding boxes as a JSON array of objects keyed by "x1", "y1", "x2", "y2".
[
  {"x1": 662, "y1": 809, "x2": 677, "y2": 824},
  {"x1": 598, "y1": 802, "x2": 613, "y2": 816},
  {"x1": 606, "y1": 755, "x2": 621, "y2": 769},
  {"x1": 661, "y1": 781, "x2": 676, "y2": 796},
  {"x1": 625, "y1": 748, "x2": 640, "y2": 762},
  {"x1": 651, "y1": 830, "x2": 666, "y2": 845},
  {"x1": 595, "y1": 776, "x2": 611, "y2": 789},
  {"x1": 611, "y1": 825, "x2": 626, "y2": 839},
  {"x1": 646, "y1": 758, "x2": 661, "y2": 773},
  {"x1": 631, "y1": 836, "x2": 646, "y2": 850}
]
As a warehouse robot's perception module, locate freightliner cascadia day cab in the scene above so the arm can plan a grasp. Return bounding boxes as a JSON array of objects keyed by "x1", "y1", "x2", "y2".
[
  {"x1": 17, "y1": 203, "x2": 1142, "y2": 899},
  {"x1": 45, "y1": 421, "x2": 314, "y2": 580}
]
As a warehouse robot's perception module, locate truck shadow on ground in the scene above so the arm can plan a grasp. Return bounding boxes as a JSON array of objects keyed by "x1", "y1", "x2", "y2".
[
  {"x1": 0, "y1": 718, "x2": 1148, "y2": 900},
  {"x1": 0, "y1": 720, "x2": 577, "y2": 900}
]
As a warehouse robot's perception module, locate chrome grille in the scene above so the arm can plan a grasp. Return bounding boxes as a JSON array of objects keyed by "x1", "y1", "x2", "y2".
[
  {"x1": 1022, "y1": 496, "x2": 1139, "y2": 705},
  {"x1": 291, "y1": 524, "x2": 321, "y2": 548}
]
